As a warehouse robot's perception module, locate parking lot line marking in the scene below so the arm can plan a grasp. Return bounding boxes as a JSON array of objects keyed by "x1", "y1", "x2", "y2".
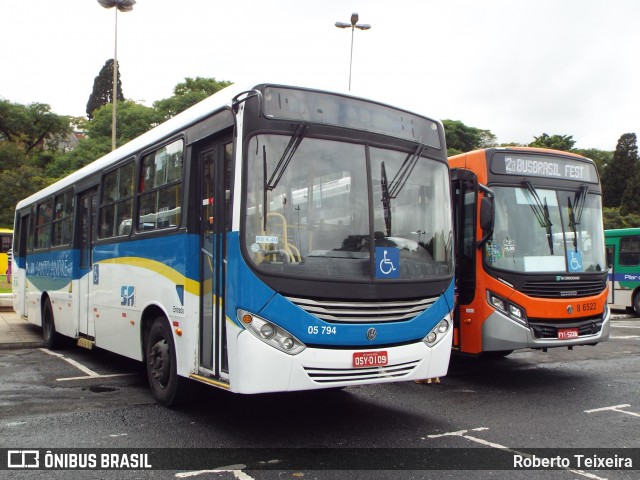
[
  {"x1": 40, "y1": 348, "x2": 135, "y2": 381},
  {"x1": 426, "y1": 428, "x2": 607, "y2": 480},
  {"x1": 175, "y1": 466, "x2": 253, "y2": 479},
  {"x1": 610, "y1": 335, "x2": 640, "y2": 339},
  {"x1": 585, "y1": 404, "x2": 640, "y2": 417},
  {"x1": 56, "y1": 373, "x2": 137, "y2": 382}
]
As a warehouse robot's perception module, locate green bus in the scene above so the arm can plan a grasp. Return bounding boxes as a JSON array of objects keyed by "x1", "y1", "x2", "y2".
[{"x1": 605, "y1": 228, "x2": 640, "y2": 315}]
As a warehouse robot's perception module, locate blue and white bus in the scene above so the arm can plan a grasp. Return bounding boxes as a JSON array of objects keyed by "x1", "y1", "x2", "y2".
[{"x1": 12, "y1": 82, "x2": 454, "y2": 406}]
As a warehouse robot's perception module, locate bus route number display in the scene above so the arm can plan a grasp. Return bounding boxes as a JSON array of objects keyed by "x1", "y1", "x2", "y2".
[{"x1": 491, "y1": 153, "x2": 599, "y2": 183}]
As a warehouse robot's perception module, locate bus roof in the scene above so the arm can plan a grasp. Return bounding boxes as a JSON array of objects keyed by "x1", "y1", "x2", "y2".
[
  {"x1": 605, "y1": 227, "x2": 640, "y2": 237},
  {"x1": 16, "y1": 81, "x2": 442, "y2": 211}
]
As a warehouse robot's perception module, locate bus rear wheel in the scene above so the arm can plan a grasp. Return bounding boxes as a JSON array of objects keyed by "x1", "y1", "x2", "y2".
[
  {"x1": 42, "y1": 299, "x2": 61, "y2": 350},
  {"x1": 145, "y1": 317, "x2": 182, "y2": 407},
  {"x1": 634, "y1": 291, "x2": 640, "y2": 317}
]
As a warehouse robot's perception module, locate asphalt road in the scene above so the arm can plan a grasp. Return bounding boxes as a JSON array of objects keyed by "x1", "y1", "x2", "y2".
[{"x1": 1, "y1": 314, "x2": 638, "y2": 480}]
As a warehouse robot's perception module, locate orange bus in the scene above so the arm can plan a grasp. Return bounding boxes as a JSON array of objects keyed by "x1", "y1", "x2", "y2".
[{"x1": 449, "y1": 147, "x2": 610, "y2": 357}]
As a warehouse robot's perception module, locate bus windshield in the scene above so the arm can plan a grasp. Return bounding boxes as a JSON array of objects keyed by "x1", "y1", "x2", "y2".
[
  {"x1": 485, "y1": 186, "x2": 606, "y2": 273},
  {"x1": 244, "y1": 134, "x2": 453, "y2": 281}
]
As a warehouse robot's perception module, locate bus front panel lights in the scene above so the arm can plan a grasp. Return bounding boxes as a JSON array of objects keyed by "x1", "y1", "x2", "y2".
[
  {"x1": 423, "y1": 316, "x2": 451, "y2": 347},
  {"x1": 237, "y1": 309, "x2": 306, "y2": 355}
]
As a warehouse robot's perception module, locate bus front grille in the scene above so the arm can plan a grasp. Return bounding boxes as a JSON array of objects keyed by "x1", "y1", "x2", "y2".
[
  {"x1": 285, "y1": 296, "x2": 437, "y2": 323},
  {"x1": 303, "y1": 360, "x2": 420, "y2": 383},
  {"x1": 520, "y1": 279, "x2": 606, "y2": 299},
  {"x1": 528, "y1": 316, "x2": 604, "y2": 339}
]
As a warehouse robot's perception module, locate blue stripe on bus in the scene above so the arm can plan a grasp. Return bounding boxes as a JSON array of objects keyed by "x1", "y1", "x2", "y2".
[
  {"x1": 225, "y1": 231, "x2": 455, "y2": 346},
  {"x1": 609, "y1": 272, "x2": 640, "y2": 282}
]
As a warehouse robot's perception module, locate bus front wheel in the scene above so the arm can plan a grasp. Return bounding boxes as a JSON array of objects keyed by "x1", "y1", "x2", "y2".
[
  {"x1": 42, "y1": 299, "x2": 61, "y2": 350},
  {"x1": 145, "y1": 317, "x2": 182, "y2": 407}
]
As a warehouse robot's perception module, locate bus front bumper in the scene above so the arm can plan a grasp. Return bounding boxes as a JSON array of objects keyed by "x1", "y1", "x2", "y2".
[
  {"x1": 481, "y1": 308, "x2": 611, "y2": 352},
  {"x1": 227, "y1": 326, "x2": 453, "y2": 394}
]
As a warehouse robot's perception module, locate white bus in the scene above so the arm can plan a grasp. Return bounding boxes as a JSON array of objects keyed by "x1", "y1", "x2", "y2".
[{"x1": 12, "y1": 82, "x2": 455, "y2": 406}]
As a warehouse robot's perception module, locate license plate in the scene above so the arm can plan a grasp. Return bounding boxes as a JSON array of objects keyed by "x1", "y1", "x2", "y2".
[
  {"x1": 353, "y1": 351, "x2": 388, "y2": 368},
  {"x1": 558, "y1": 328, "x2": 579, "y2": 340}
]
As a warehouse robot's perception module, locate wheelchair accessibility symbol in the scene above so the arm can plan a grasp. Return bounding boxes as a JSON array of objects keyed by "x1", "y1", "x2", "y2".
[
  {"x1": 568, "y1": 250, "x2": 583, "y2": 273},
  {"x1": 376, "y1": 247, "x2": 400, "y2": 278}
]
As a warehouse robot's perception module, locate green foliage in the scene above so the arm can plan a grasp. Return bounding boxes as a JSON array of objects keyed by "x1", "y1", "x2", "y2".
[
  {"x1": 86, "y1": 59, "x2": 125, "y2": 119},
  {"x1": 572, "y1": 148, "x2": 612, "y2": 180},
  {"x1": 603, "y1": 207, "x2": 640, "y2": 229},
  {"x1": 601, "y1": 133, "x2": 639, "y2": 208},
  {"x1": 0, "y1": 165, "x2": 53, "y2": 227},
  {"x1": 153, "y1": 77, "x2": 232, "y2": 122},
  {"x1": 45, "y1": 137, "x2": 111, "y2": 179},
  {"x1": 443, "y1": 119, "x2": 496, "y2": 154},
  {"x1": 87, "y1": 100, "x2": 157, "y2": 143},
  {"x1": 528, "y1": 133, "x2": 576, "y2": 151},
  {"x1": 0, "y1": 99, "x2": 71, "y2": 155}
]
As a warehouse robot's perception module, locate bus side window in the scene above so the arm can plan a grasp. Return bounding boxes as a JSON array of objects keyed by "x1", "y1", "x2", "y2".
[
  {"x1": 606, "y1": 245, "x2": 614, "y2": 268},
  {"x1": 619, "y1": 236, "x2": 640, "y2": 266}
]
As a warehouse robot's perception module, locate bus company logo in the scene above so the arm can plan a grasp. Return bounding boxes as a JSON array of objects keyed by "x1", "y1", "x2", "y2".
[
  {"x1": 555, "y1": 275, "x2": 580, "y2": 281},
  {"x1": 560, "y1": 291, "x2": 578, "y2": 297},
  {"x1": 8, "y1": 450, "x2": 39, "y2": 468},
  {"x1": 121, "y1": 286, "x2": 135, "y2": 306},
  {"x1": 366, "y1": 328, "x2": 377, "y2": 341},
  {"x1": 567, "y1": 305, "x2": 574, "y2": 314}
]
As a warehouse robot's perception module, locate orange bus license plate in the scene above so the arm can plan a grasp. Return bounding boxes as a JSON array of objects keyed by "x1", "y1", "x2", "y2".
[
  {"x1": 353, "y1": 351, "x2": 388, "y2": 368},
  {"x1": 558, "y1": 328, "x2": 579, "y2": 340}
]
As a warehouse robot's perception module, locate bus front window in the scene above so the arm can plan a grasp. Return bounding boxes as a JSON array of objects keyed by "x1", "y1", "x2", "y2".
[
  {"x1": 244, "y1": 135, "x2": 453, "y2": 282},
  {"x1": 486, "y1": 186, "x2": 605, "y2": 273}
]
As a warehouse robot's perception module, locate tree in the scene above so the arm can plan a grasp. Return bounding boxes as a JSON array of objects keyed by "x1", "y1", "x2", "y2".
[
  {"x1": 442, "y1": 120, "x2": 496, "y2": 155},
  {"x1": 153, "y1": 77, "x2": 232, "y2": 122},
  {"x1": 572, "y1": 148, "x2": 613, "y2": 181},
  {"x1": 87, "y1": 100, "x2": 156, "y2": 143},
  {"x1": 601, "y1": 133, "x2": 639, "y2": 208},
  {"x1": 86, "y1": 59, "x2": 125, "y2": 119},
  {"x1": 621, "y1": 168, "x2": 640, "y2": 216},
  {"x1": 528, "y1": 133, "x2": 575, "y2": 151},
  {"x1": 0, "y1": 165, "x2": 52, "y2": 226},
  {"x1": 0, "y1": 99, "x2": 71, "y2": 156}
]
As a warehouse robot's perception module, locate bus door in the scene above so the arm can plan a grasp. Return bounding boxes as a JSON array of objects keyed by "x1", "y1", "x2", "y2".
[
  {"x1": 197, "y1": 136, "x2": 232, "y2": 378},
  {"x1": 78, "y1": 188, "x2": 97, "y2": 339},
  {"x1": 606, "y1": 243, "x2": 615, "y2": 304},
  {"x1": 450, "y1": 168, "x2": 479, "y2": 352},
  {"x1": 16, "y1": 213, "x2": 30, "y2": 318}
]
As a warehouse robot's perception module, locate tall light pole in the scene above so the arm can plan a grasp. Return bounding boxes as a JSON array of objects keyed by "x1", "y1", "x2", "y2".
[
  {"x1": 335, "y1": 13, "x2": 371, "y2": 91},
  {"x1": 97, "y1": 0, "x2": 136, "y2": 151}
]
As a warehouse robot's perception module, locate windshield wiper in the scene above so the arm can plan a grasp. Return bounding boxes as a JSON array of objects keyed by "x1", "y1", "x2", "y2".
[
  {"x1": 387, "y1": 143, "x2": 426, "y2": 199},
  {"x1": 522, "y1": 180, "x2": 554, "y2": 254},
  {"x1": 266, "y1": 123, "x2": 308, "y2": 191},
  {"x1": 567, "y1": 185, "x2": 588, "y2": 251},
  {"x1": 381, "y1": 162, "x2": 392, "y2": 237}
]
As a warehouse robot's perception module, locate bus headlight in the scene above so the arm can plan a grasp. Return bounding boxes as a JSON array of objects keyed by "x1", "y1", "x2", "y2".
[
  {"x1": 423, "y1": 316, "x2": 451, "y2": 347},
  {"x1": 237, "y1": 309, "x2": 306, "y2": 355},
  {"x1": 487, "y1": 291, "x2": 527, "y2": 326}
]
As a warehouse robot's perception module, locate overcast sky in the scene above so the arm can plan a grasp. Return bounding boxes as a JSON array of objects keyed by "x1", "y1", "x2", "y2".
[{"x1": 2, "y1": 0, "x2": 638, "y2": 150}]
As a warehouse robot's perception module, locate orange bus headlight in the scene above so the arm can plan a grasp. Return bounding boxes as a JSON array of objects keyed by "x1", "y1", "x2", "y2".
[{"x1": 487, "y1": 291, "x2": 527, "y2": 326}]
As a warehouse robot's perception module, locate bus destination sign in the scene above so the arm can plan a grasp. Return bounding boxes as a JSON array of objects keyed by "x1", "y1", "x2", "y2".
[{"x1": 491, "y1": 153, "x2": 599, "y2": 183}]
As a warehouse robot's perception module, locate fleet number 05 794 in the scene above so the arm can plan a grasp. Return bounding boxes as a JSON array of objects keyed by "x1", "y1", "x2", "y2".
[{"x1": 307, "y1": 326, "x2": 337, "y2": 335}]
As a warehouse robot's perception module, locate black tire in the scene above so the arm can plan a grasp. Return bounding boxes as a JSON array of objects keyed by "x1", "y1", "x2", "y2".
[
  {"x1": 145, "y1": 317, "x2": 183, "y2": 407},
  {"x1": 634, "y1": 291, "x2": 640, "y2": 317},
  {"x1": 42, "y1": 299, "x2": 61, "y2": 350}
]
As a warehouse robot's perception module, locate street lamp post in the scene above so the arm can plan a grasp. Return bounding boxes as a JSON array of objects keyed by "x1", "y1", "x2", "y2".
[
  {"x1": 335, "y1": 13, "x2": 371, "y2": 91},
  {"x1": 97, "y1": 0, "x2": 136, "y2": 151}
]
